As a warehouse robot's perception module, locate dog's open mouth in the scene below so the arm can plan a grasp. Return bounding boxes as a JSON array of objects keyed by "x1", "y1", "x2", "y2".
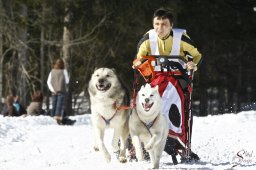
[
  {"x1": 142, "y1": 102, "x2": 154, "y2": 112},
  {"x1": 96, "y1": 83, "x2": 111, "y2": 92}
]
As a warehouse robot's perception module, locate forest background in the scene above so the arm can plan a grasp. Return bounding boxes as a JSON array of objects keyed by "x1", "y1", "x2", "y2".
[{"x1": 0, "y1": 0, "x2": 255, "y2": 116}]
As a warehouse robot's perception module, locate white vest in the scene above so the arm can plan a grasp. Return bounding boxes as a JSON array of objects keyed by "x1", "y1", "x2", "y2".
[{"x1": 148, "y1": 28, "x2": 186, "y2": 55}]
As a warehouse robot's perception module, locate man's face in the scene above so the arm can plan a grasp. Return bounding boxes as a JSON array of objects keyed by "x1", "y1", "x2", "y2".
[{"x1": 153, "y1": 17, "x2": 172, "y2": 39}]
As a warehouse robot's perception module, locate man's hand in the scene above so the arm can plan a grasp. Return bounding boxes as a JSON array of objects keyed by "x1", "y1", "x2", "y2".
[
  {"x1": 132, "y1": 58, "x2": 142, "y2": 69},
  {"x1": 134, "y1": 61, "x2": 142, "y2": 67},
  {"x1": 186, "y1": 61, "x2": 197, "y2": 71}
]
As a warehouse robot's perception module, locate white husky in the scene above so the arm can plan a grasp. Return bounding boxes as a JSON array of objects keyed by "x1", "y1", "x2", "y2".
[
  {"x1": 129, "y1": 83, "x2": 168, "y2": 169},
  {"x1": 88, "y1": 68, "x2": 130, "y2": 163}
]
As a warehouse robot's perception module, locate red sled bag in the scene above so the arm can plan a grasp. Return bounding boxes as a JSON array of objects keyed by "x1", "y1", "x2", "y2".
[
  {"x1": 151, "y1": 72, "x2": 187, "y2": 147},
  {"x1": 132, "y1": 55, "x2": 199, "y2": 163}
]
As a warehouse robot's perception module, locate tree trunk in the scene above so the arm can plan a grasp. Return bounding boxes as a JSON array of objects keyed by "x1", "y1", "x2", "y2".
[
  {"x1": 62, "y1": 5, "x2": 71, "y2": 67},
  {"x1": 0, "y1": 0, "x2": 3, "y2": 108},
  {"x1": 17, "y1": 3, "x2": 28, "y2": 106},
  {"x1": 62, "y1": 4, "x2": 73, "y2": 115},
  {"x1": 40, "y1": 3, "x2": 46, "y2": 93}
]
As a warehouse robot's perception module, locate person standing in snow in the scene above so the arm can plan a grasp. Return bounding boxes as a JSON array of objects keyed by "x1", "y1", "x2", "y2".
[{"x1": 47, "y1": 58, "x2": 69, "y2": 124}]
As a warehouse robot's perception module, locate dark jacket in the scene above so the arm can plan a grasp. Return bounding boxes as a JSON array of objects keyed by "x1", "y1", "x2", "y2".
[{"x1": 1, "y1": 104, "x2": 18, "y2": 117}]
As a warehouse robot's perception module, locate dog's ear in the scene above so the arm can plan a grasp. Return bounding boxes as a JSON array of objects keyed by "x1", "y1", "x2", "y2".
[
  {"x1": 111, "y1": 68, "x2": 116, "y2": 74},
  {"x1": 154, "y1": 85, "x2": 159, "y2": 91},
  {"x1": 140, "y1": 84, "x2": 145, "y2": 91},
  {"x1": 88, "y1": 83, "x2": 96, "y2": 96}
]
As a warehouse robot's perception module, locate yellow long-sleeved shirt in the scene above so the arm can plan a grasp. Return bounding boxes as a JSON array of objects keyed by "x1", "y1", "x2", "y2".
[{"x1": 136, "y1": 30, "x2": 202, "y2": 66}]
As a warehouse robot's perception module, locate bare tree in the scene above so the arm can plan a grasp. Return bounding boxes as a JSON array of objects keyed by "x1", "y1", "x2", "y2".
[
  {"x1": 0, "y1": 0, "x2": 3, "y2": 107},
  {"x1": 16, "y1": 3, "x2": 28, "y2": 106},
  {"x1": 40, "y1": 3, "x2": 46, "y2": 93},
  {"x1": 62, "y1": 3, "x2": 73, "y2": 115}
]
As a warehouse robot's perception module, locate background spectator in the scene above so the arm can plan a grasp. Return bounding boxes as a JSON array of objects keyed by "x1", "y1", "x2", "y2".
[
  {"x1": 13, "y1": 95, "x2": 27, "y2": 116},
  {"x1": 27, "y1": 90, "x2": 45, "y2": 116},
  {"x1": 1, "y1": 95, "x2": 18, "y2": 117},
  {"x1": 47, "y1": 58, "x2": 69, "y2": 124}
]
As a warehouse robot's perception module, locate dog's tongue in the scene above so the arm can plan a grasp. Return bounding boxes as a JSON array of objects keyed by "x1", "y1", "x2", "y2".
[
  {"x1": 98, "y1": 85, "x2": 105, "y2": 89},
  {"x1": 96, "y1": 84, "x2": 106, "y2": 91},
  {"x1": 144, "y1": 103, "x2": 151, "y2": 108},
  {"x1": 143, "y1": 103, "x2": 153, "y2": 111}
]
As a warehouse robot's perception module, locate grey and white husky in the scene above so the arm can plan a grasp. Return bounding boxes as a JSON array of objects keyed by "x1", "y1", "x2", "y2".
[
  {"x1": 88, "y1": 68, "x2": 130, "y2": 163},
  {"x1": 129, "y1": 83, "x2": 168, "y2": 169}
]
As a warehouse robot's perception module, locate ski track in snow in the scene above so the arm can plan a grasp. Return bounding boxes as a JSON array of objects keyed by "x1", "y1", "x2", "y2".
[{"x1": 0, "y1": 111, "x2": 256, "y2": 170}]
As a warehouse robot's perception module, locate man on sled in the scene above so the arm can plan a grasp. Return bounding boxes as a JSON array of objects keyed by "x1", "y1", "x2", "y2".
[{"x1": 132, "y1": 7, "x2": 202, "y2": 164}]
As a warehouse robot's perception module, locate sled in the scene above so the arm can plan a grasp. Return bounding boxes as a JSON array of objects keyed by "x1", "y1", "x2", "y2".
[{"x1": 132, "y1": 55, "x2": 199, "y2": 164}]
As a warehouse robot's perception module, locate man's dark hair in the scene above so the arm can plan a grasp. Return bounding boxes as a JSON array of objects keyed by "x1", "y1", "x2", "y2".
[{"x1": 153, "y1": 8, "x2": 173, "y2": 24}]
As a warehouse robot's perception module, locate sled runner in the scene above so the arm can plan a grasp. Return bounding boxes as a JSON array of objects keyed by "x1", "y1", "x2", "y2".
[{"x1": 132, "y1": 55, "x2": 199, "y2": 164}]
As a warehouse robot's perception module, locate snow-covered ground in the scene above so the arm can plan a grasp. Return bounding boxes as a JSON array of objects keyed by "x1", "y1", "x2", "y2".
[{"x1": 0, "y1": 111, "x2": 256, "y2": 170}]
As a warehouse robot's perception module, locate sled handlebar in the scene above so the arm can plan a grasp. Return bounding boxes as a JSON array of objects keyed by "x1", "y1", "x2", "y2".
[{"x1": 150, "y1": 55, "x2": 188, "y2": 63}]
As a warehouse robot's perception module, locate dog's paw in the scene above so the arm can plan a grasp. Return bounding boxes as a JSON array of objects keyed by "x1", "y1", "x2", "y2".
[
  {"x1": 119, "y1": 156, "x2": 127, "y2": 163},
  {"x1": 104, "y1": 153, "x2": 111, "y2": 163},
  {"x1": 93, "y1": 146, "x2": 99, "y2": 151},
  {"x1": 151, "y1": 165, "x2": 159, "y2": 169}
]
